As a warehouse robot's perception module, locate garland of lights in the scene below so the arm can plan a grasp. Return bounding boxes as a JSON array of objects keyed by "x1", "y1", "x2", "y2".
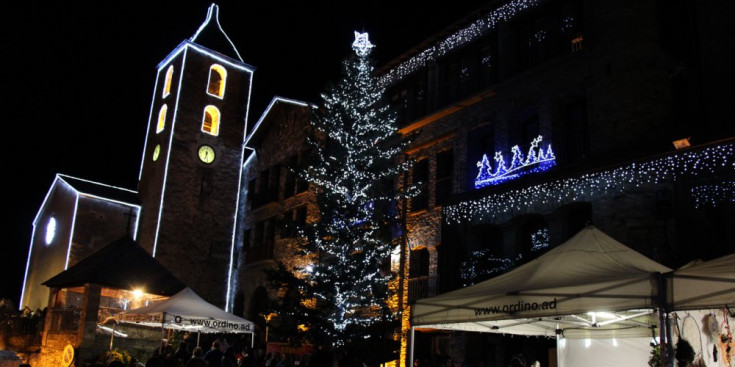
[
  {"x1": 445, "y1": 143, "x2": 735, "y2": 224},
  {"x1": 691, "y1": 180, "x2": 735, "y2": 209},
  {"x1": 460, "y1": 227, "x2": 549, "y2": 286},
  {"x1": 460, "y1": 249, "x2": 514, "y2": 287},
  {"x1": 379, "y1": 0, "x2": 542, "y2": 87},
  {"x1": 531, "y1": 227, "x2": 550, "y2": 251}
]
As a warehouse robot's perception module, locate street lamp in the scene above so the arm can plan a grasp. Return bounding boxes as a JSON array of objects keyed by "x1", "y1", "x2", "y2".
[{"x1": 260, "y1": 312, "x2": 277, "y2": 352}]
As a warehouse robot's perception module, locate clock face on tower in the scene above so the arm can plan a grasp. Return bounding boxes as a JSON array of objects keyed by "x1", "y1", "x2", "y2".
[{"x1": 198, "y1": 145, "x2": 215, "y2": 164}]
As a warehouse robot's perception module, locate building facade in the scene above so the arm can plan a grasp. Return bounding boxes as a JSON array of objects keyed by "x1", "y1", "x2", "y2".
[
  {"x1": 380, "y1": 0, "x2": 734, "y2": 365},
  {"x1": 19, "y1": 5, "x2": 255, "y2": 366},
  {"x1": 233, "y1": 0, "x2": 734, "y2": 366},
  {"x1": 22, "y1": 4, "x2": 252, "y2": 315}
]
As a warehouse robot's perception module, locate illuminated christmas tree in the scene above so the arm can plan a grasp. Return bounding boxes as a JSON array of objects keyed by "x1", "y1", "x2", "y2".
[{"x1": 267, "y1": 32, "x2": 416, "y2": 364}]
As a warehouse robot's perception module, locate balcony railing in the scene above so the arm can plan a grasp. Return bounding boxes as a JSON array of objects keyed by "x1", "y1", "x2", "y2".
[
  {"x1": 408, "y1": 275, "x2": 439, "y2": 303},
  {"x1": 46, "y1": 306, "x2": 81, "y2": 332}
]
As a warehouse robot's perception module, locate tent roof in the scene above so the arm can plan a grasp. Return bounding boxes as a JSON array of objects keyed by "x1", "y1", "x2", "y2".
[
  {"x1": 117, "y1": 287, "x2": 254, "y2": 333},
  {"x1": 43, "y1": 236, "x2": 185, "y2": 296},
  {"x1": 412, "y1": 226, "x2": 672, "y2": 338},
  {"x1": 669, "y1": 253, "x2": 735, "y2": 311}
]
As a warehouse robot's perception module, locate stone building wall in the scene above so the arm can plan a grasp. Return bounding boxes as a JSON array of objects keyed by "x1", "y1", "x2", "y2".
[
  {"x1": 68, "y1": 198, "x2": 139, "y2": 266},
  {"x1": 236, "y1": 102, "x2": 314, "y2": 319},
  {"x1": 386, "y1": 0, "x2": 734, "y2": 364}
]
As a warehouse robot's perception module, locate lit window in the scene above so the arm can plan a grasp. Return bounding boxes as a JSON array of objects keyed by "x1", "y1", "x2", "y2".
[
  {"x1": 202, "y1": 105, "x2": 220, "y2": 135},
  {"x1": 45, "y1": 217, "x2": 56, "y2": 246},
  {"x1": 207, "y1": 64, "x2": 227, "y2": 98},
  {"x1": 162, "y1": 65, "x2": 174, "y2": 98},
  {"x1": 156, "y1": 105, "x2": 168, "y2": 133}
]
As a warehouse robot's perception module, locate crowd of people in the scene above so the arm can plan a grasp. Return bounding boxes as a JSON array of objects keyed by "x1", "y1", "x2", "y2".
[
  {"x1": 137, "y1": 338, "x2": 325, "y2": 367},
  {"x1": 125, "y1": 339, "x2": 540, "y2": 367},
  {"x1": 411, "y1": 353, "x2": 541, "y2": 367}
]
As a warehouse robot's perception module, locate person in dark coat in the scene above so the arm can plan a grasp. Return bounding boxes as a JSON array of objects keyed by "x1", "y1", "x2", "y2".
[
  {"x1": 174, "y1": 342, "x2": 190, "y2": 365},
  {"x1": 222, "y1": 347, "x2": 238, "y2": 367},
  {"x1": 186, "y1": 347, "x2": 207, "y2": 367},
  {"x1": 205, "y1": 340, "x2": 225, "y2": 367}
]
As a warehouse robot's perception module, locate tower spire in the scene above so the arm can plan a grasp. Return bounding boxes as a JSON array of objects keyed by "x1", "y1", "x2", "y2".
[{"x1": 190, "y1": 3, "x2": 244, "y2": 62}]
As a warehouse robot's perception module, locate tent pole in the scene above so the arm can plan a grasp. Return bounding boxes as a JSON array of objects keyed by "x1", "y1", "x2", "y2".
[
  {"x1": 250, "y1": 332, "x2": 254, "y2": 349},
  {"x1": 160, "y1": 312, "x2": 166, "y2": 356},
  {"x1": 655, "y1": 272, "x2": 671, "y2": 367},
  {"x1": 197, "y1": 331, "x2": 201, "y2": 348},
  {"x1": 665, "y1": 312, "x2": 673, "y2": 367},
  {"x1": 110, "y1": 322, "x2": 115, "y2": 351},
  {"x1": 409, "y1": 326, "x2": 415, "y2": 367}
]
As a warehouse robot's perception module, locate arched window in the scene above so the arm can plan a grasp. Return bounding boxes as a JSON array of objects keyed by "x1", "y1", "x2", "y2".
[
  {"x1": 202, "y1": 105, "x2": 220, "y2": 135},
  {"x1": 162, "y1": 65, "x2": 174, "y2": 98},
  {"x1": 156, "y1": 105, "x2": 168, "y2": 133},
  {"x1": 207, "y1": 64, "x2": 227, "y2": 98}
]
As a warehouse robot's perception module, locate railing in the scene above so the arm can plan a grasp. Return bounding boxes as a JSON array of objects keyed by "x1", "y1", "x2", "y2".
[
  {"x1": 408, "y1": 275, "x2": 439, "y2": 303},
  {"x1": 46, "y1": 306, "x2": 81, "y2": 332},
  {"x1": 0, "y1": 310, "x2": 44, "y2": 347},
  {"x1": 0, "y1": 314, "x2": 42, "y2": 335}
]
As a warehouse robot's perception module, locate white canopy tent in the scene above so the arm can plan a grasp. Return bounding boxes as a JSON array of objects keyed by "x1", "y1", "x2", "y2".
[
  {"x1": 115, "y1": 287, "x2": 255, "y2": 347},
  {"x1": 668, "y1": 253, "x2": 735, "y2": 311},
  {"x1": 410, "y1": 226, "x2": 673, "y2": 366},
  {"x1": 666, "y1": 254, "x2": 735, "y2": 367}
]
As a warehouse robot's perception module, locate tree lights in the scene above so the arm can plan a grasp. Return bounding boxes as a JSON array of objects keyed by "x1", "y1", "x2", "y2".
[
  {"x1": 266, "y1": 32, "x2": 416, "y2": 363},
  {"x1": 447, "y1": 143, "x2": 734, "y2": 224}
]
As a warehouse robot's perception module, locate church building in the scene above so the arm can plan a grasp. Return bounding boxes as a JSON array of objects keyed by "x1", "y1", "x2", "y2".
[{"x1": 21, "y1": 4, "x2": 252, "y2": 313}]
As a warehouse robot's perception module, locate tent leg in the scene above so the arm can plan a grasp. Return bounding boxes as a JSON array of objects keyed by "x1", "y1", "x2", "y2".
[
  {"x1": 160, "y1": 313, "x2": 166, "y2": 356},
  {"x1": 110, "y1": 323, "x2": 115, "y2": 351},
  {"x1": 409, "y1": 326, "x2": 415, "y2": 367},
  {"x1": 197, "y1": 331, "x2": 201, "y2": 348},
  {"x1": 250, "y1": 333, "x2": 254, "y2": 349},
  {"x1": 658, "y1": 308, "x2": 668, "y2": 367},
  {"x1": 665, "y1": 312, "x2": 674, "y2": 367}
]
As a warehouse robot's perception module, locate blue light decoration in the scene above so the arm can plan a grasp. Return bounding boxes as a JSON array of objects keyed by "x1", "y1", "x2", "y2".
[{"x1": 475, "y1": 135, "x2": 556, "y2": 188}]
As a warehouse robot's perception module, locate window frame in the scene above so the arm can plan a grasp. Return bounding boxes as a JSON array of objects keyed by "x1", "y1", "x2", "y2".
[
  {"x1": 162, "y1": 65, "x2": 174, "y2": 98},
  {"x1": 156, "y1": 104, "x2": 168, "y2": 134},
  {"x1": 206, "y1": 64, "x2": 227, "y2": 99},
  {"x1": 201, "y1": 105, "x2": 221, "y2": 136}
]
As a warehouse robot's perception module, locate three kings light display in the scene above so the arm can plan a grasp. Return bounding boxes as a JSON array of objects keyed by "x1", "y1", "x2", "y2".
[{"x1": 475, "y1": 135, "x2": 556, "y2": 188}]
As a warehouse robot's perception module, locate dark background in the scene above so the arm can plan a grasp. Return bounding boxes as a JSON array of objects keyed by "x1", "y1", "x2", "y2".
[{"x1": 3, "y1": 0, "x2": 490, "y2": 308}]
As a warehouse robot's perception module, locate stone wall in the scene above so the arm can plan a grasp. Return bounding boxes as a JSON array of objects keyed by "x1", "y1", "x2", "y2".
[
  {"x1": 34, "y1": 332, "x2": 76, "y2": 367},
  {"x1": 236, "y1": 102, "x2": 314, "y2": 318}
]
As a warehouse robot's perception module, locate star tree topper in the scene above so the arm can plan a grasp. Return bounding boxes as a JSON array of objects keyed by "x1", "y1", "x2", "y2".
[{"x1": 352, "y1": 31, "x2": 374, "y2": 56}]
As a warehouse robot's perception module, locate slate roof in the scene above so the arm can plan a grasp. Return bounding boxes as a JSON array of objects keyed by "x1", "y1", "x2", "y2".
[
  {"x1": 245, "y1": 96, "x2": 313, "y2": 149},
  {"x1": 58, "y1": 174, "x2": 140, "y2": 206},
  {"x1": 43, "y1": 236, "x2": 186, "y2": 297}
]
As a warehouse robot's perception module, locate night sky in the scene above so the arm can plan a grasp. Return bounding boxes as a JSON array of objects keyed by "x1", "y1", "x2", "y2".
[{"x1": 4, "y1": 1, "x2": 490, "y2": 308}]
